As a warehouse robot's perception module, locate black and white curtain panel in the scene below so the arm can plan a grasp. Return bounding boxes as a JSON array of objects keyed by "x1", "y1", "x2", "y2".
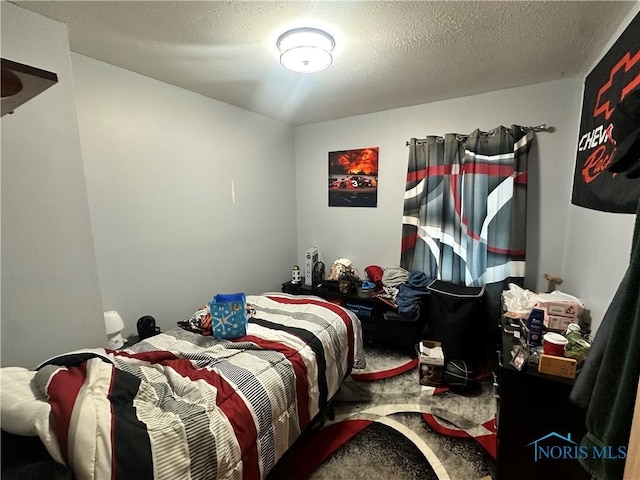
[{"x1": 401, "y1": 125, "x2": 535, "y2": 316}]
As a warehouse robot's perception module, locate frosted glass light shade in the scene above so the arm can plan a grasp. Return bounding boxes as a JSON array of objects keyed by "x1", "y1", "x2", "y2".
[
  {"x1": 277, "y1": 27, "x2": 335, "y2": 73},
  {"x1": 104, "y1": 311, "x2": 125, "y2": 349}
]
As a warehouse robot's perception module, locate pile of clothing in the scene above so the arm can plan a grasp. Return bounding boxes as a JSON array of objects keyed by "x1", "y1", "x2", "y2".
[{"x1": 372, "y1": 266, "x2": 433, "y2": 322}]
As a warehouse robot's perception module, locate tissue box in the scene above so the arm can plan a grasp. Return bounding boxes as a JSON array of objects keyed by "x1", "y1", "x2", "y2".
[
  {"x1": 538, "y1": 354, "x2": 577, "y2": 379},
  {"x1": 416, "y1": 340, "x2": 445, "y2": 386},
  {"x1": 544, "y1": 314, "x2": 579, "y2": 331},
  {"x1": 541, "y1": 301, "x2": 581, "y2": 318}
]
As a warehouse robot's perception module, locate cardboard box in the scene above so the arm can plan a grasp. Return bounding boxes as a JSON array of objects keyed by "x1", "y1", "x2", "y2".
[
  {"x1": 544, "y1": 314, "x2": 579, "y2": 331},
  {"x1": 538, "y1": 354, "x2": 577, "y2": 379},
  {"x1": 541, "y1": 301, "x2": 581, "y2": 318},
  {"x1": 416, "y1": 340, "x2": 445, "y2": 386}
]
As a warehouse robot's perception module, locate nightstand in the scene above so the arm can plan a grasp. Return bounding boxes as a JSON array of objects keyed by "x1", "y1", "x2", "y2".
[{"x1": 116, "y1": 335, "x2": 140, "y2": 350}]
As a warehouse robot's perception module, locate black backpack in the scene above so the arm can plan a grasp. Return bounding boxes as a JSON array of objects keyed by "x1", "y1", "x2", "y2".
[{"x1": 137, "y1": 315, "x2": 161, "y2": 340}]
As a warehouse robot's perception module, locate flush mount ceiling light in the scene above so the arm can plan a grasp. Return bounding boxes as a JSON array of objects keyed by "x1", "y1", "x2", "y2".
[{"x1": 277, "y1": 27, "x2": 335, "y2": 73}]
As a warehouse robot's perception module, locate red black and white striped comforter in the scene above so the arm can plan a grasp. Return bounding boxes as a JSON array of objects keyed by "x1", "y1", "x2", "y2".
[{"x1": 1, "y1": 294, "x2": 364, "y2": 480}]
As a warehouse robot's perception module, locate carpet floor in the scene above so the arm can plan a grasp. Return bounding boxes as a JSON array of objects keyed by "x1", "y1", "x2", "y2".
[{"x1": 269, "y1": 344, "x2": 497, "y2": 480}]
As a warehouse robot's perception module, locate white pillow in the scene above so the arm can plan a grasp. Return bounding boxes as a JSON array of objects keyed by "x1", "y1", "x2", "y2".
[{"x1": 0, "y1": 367, "x2": 64, "y2": 464}]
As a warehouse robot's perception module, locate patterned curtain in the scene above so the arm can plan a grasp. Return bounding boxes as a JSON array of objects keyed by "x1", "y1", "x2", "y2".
[{"x1": 401, "y1": 125, "x2": 535, "y2": 317}]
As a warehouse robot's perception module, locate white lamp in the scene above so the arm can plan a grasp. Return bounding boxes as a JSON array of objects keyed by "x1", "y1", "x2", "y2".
[
  {"x1": 277, "y1": 27, "x2": 335, "y2": 73},
  {"x1": 104, "y1": 311, "x2": 125, "y2": 349}
]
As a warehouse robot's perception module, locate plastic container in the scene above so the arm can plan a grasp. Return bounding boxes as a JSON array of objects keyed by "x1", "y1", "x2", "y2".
[
  {"x1": 526, "y1": 308, "x2": 545, "y2": 347},
  {"x1": 356, "y1": 285, "x2": 373, "y2": 298},
  {"x1": 543, "y1": 332, "x2": 568, "y2": 357},
  {"x1": 563, "y1": 324, "x2": 591, "y2": 362},
  {"x1": 356, "y1": 281, "x2": 375, "y2": 298},
  {"x1": 346, "y1": 303, "x2": 374, "y2": 318}
]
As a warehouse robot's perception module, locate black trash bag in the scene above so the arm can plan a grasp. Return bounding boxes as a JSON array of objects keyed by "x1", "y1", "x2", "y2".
[{"x1": 423, "y1": 280, "x2": 488, "y2": 368}]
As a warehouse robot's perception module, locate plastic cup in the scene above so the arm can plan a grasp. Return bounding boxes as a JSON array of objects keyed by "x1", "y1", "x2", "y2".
[{"x1": 543, "y1": 332, "x2": 568, "y2": 357}]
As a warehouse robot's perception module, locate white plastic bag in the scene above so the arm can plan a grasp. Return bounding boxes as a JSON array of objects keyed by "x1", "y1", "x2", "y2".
[{"x1": 502, "y1": 283, "x2": 585, "y2": 315}]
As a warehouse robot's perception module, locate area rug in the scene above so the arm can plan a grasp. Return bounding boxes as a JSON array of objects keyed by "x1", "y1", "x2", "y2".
[{"x1": 268, "y1": 345, "x2": 496, "y2": 480}]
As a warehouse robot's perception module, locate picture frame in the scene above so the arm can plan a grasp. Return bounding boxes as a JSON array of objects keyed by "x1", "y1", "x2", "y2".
[{"x1": 328, "y1": 147, "x2": 379, "y2": 207}]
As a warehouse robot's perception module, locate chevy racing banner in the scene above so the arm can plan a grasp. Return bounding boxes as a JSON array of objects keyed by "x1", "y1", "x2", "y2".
[{"x1": 571, "y1": 12, "x2": 640, "y2": 213}]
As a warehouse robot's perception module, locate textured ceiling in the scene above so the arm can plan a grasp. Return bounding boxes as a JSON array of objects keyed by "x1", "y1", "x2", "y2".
[{"x1": 13, "y1": 1, "x2": 636, "y2": 126}]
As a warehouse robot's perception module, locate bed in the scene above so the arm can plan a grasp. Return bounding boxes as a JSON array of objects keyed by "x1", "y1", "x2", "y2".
[{"x1": 1, "y1": 293, "x2": 364, "y2": 480}]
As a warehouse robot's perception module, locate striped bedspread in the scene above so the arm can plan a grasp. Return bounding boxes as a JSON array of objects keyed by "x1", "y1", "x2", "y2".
[{"x1": 3, "y1": 294, "x2": 363, "y2": 480}]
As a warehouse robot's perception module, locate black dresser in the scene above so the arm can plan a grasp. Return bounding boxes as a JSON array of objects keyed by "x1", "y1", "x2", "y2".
[{"x1": 496, "y1": 320, "x2": 590, "y2": 480}]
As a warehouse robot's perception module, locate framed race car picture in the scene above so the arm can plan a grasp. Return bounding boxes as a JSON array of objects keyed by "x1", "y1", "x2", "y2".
[{"x1": 328, "y1": 147, "x2": 379, "y2": 207}]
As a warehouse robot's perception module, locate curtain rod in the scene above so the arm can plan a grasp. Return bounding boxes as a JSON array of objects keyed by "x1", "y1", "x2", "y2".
[{"x1": 405, "y1": 124, "x2": 552, "y2": 146}]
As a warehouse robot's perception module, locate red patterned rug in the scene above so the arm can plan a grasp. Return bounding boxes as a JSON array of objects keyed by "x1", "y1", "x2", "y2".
[{"x1": 269, "y1": 345, "x2": 496, "y2": 480}]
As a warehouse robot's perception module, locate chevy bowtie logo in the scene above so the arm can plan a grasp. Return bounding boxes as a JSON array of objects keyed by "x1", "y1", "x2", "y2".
[{"x1": 592, "y1": 51, "x2": 640, "y2": 121}]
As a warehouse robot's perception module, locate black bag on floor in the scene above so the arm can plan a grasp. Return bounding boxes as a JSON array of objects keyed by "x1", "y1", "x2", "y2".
[
  {"x1": 137, "y1": 315, "x2": 161, "y2": 340},
  {"x1": 423, "y1": 280, "x2": 487, "y2": 367}
]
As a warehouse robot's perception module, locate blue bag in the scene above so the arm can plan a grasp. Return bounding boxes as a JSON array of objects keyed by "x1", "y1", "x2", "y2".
[{"x1": 209, "y1": 292, "x2": 248, "y2": 339}]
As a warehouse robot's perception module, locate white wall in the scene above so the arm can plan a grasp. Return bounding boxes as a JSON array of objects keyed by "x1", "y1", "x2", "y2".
[
  {"x1": 295, "y1": 71, "x2": 639, "y2": 334},
  {"x1": 295, "y1": 79, "x2": 583, "y2": 296},
  {"x1": 1, "y1": 3, "x2": 105, "y2": 368},
  {"x1": 295, "y1": 2, "x2": 639, "y2": 335},
  {"x1": 561, "y1": 3, "x2": 640, "y2": 334},
  {"x1": 71, "y1": 54, "x2": 297, "y2": 337},
  {"x1": 3, "y1": 2, "x2": 636, "y2": 364}
]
